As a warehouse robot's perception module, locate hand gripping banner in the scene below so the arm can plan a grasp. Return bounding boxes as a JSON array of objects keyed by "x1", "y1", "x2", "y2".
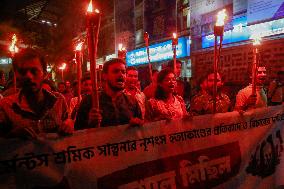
[{"x1": 0, "y1": 105, "x2": 283, "y2": 189}]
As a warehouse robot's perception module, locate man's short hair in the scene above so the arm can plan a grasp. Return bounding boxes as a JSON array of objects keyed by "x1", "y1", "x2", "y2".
[
  {"x1": 12, "y1": 48, "x2": 47, "y2": 73},
  {"x1": 198, "y1": 69, "x2": 224, "y2": 84},
  {"x1": 167, "y1": 60, "x2": 182, "y2": 69},
  {"x1": 126, "y1": 66, "x2": 138, "y2": 73},
  {"x1": 102, "y1": 58, "x2": 126, "y2": 73}
]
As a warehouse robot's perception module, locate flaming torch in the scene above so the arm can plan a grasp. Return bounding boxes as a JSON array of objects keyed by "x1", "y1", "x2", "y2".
[
  {"x1": 58, "y1": 63, "x2": 66, "y2": 81},
  {"x1": 75, "y1": 42, "x2": 83, "y2": 103},
  {"x1": 9, "y1": 34, "x2": 19, "y2": 55},
  {"x1": 118, "y1": 43, "x2": 127, "y2": 60},
  {"x1": 9, "y1": 34, "x2": 19, "y2": 93},
  {"x1": 251, "y1": 34, "x2": 262, "y2": 96},
  {"x1": 86, "y1": 0, "x2": 101, "y2": 114},
  {"x1": 172, "y1": 32, "x2": 178, "y2": 75},
  {"x1": 144, "y1": 32, "x2": 152, "y2": 81},
  {"x1": 213, "y1": 9, "x2": 226, "y2": 113}
]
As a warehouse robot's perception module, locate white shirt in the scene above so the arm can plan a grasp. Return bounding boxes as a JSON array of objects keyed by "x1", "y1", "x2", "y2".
[{"x1": 235, "y1": 85, "x2": 267, "y2": 110}]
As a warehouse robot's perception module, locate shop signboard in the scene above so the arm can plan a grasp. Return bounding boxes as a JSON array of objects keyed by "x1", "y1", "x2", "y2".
[
  {"x1": 202, "y1": 17, "x2": 284, "y2": 48},
  {"x1": 126, "y1": 37, "x2": 190, "y2": 66}
]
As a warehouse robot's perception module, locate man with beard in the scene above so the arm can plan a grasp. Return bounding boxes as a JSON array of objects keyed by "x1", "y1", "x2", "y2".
[
  {"x1": 0, "y1": 48, "x2": 74, "y2": 138},
  {"x1": 125, "y1": 66, "x2": 146, "y2": 119},
  {"x1": 190, "y1": 71, "x2": 231, "y2": 115},
  {"x1": 235, "y1": 66, "x2": 267, "y2": 111},
  {"x1": 74, "y1": 58, "x2": 143, "y2": 130}
]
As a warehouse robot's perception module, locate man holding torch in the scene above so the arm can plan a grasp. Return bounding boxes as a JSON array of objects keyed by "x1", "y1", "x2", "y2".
[
  {"x1": 74, "y1": 58, "x2": 143, "y2": 130},
  {"x1": 235, "y1": 66, "x2": 267, "y2": 112},
  {"x1": 235, "y1": 35, "x2": 267, "y2": 112}
]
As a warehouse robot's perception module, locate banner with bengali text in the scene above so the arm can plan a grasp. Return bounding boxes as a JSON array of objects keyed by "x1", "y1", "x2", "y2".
[{"x1": 0, "y1": 105, "x2": 284, "y2": 189}]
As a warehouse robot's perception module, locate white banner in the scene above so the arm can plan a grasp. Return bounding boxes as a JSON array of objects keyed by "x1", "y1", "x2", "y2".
[{"x1": 0, "y1": 105, "x2": 284, "y2": 189}]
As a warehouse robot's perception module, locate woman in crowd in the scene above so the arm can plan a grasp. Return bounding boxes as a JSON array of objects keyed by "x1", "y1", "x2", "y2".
[{"x1": 147, "y1": 68, "x2": 188, "y2": 121}]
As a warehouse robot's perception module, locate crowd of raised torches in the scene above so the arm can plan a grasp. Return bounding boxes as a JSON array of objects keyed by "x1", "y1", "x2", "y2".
[{"x1": 6, "y1": 1, "x2": 264, "y2": 113}]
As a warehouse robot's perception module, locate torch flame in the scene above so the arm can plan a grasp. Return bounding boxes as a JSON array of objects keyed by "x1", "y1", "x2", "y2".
[
  {"x1": 144, "y1": 32, "x2": 149, "y2": 40},
  {"x1": 251, "y1": 33, "x2": 262, "y2": 46},
  {"x1": 118, "y1": 43, "x2": 122, "y2": 51},
  {"x1": 9, "y1": 34, "x2": 19, "y2": 53},
  {"x1": 173, "y1": 33, "x2": 177, "y2": 39},
  {"x1": 75, "y1": 42, "x2": 83, "y2": 51},
  {"x1": 59, "y1": 63, "x2": 66, "y2": 70},
  {"x1": 216, "y1": 9, "x2": 227, "y2": 26},
  {"x1": 118, "y1": 43, "x2": 126, "y2": 51},
  {"x1": 87, "y1": 0, "x2": 93, "y2": 12},
  {"x1": 87, "y1": 0, "x2": 100, "y2": 14}
]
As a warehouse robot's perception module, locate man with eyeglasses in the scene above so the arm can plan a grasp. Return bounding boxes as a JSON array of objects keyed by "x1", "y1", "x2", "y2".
[{"x1": 0, "y1": 48, "x2": 74, "y2": 138}]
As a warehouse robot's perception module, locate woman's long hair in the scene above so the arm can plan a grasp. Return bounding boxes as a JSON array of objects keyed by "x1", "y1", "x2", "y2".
[{"x1": 155, "y1": 68, "x2": 176, "y2": 100}]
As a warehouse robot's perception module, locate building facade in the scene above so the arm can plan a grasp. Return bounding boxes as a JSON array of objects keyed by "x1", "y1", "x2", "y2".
[{"x1": 97, "y1": 0, "x2": 284, "y2": 89}]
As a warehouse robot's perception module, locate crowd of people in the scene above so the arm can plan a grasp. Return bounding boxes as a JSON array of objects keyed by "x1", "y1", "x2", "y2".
[{"x1": 0, "y1": 48, "x2": 283, "y2": 139}]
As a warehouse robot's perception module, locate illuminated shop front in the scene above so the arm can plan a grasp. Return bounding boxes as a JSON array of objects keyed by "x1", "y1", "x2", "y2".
[
  {"x1": 202, "y1": 17, "x2": 284, "y2": 48},
  {"x1": 126, "y1": 36, "x2": 191, "y2": 88},
  {"x1": 126, "y1": 36, "x2": 191, "y2": 87}
]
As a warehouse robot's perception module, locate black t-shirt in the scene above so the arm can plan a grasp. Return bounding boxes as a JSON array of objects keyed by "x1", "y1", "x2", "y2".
[{"x1": 74, "y1": 91, "x2": 142, "y2": 130}]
